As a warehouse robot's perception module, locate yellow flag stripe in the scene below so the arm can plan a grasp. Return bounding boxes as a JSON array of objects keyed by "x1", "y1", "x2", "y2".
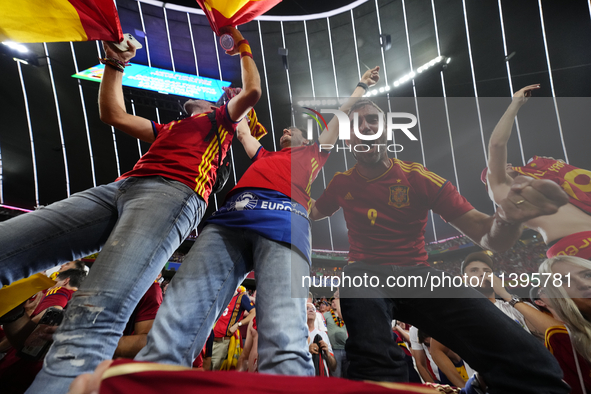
[{"x1": 0, "y1": 0, "x2": 88, "y2": 43}]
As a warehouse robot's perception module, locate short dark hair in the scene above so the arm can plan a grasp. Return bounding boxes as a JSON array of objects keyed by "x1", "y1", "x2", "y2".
[
  {"x1": 461, "y1": 252, "x2": 494, "y2": 274},
  {"x1": 73, "y1": 260, "x2": 86, "y2": 271},
  {"x1": 57, "y1": 268, "x2": 87, "y2": 288}
]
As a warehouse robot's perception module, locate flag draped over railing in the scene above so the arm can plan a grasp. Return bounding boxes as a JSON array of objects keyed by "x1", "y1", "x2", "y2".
[
  {"x1": 0, "y1": 0, "x2": 123, "y2": 43},
  {"x1": 195, "y1": 0, "x2": 281, "y2": 35}
]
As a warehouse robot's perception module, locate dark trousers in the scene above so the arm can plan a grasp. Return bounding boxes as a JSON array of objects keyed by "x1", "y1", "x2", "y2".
[{"x1": 340, "y1": 263, "x2": 570, "y2": 394}]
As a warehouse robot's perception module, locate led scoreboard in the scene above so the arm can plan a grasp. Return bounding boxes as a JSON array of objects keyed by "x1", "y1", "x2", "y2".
[{"x1": 73, "y1": 63, "x2": 231, "y2": 102}]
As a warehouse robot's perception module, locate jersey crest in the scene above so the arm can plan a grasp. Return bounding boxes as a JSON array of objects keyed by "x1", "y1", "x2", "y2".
[{"x1": 389, "y1": 185, "x2": 410, "y2": 208}]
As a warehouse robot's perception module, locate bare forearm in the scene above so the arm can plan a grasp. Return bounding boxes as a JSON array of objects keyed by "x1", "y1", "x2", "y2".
[
  {"x1": 114, "y1": 334, "x2": 147, "y2": 359},
  {"x1": 489, "y1": 102, "x2": 521, "y2": 148},
  {"x1": 417, "y1": 364, "x2": 435, "y2": 383},
  {"x1": 327, "y1": 354, "x2": 337, "y2": 371},
  {"x1": 479, "y1": 214, "x2": 523, "y2": 253},
  {"x1": 240, "y1": 56, "x2": 262, "y2": 100},
  {"x1": 432, "y1": 351, "x2": 465, "y2": 388},
  {"x1": 98, "y1": 66, "x2": 127, "y2": 125}
]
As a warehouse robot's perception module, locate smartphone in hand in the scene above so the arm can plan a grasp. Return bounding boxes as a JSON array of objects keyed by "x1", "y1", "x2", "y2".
[
  {"x1": 112, "y1": 33, "x2": 143, "y2": 51},
  {"x1": 17, "y1": 307, "x2": 64, "y2": 361}
]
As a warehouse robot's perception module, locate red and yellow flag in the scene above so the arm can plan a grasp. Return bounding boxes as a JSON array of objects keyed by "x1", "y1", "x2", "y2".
[
  {"x1": 0, "y1": 0, "x2": 123, "y2": 43},
  {"x1": 196, "y1": 0, "x2": 281, "y2": 35}
]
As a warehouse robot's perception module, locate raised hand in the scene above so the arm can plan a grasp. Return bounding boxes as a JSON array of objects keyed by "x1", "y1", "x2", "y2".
[
  {"x1": 497, "y1": 175, "x2": 569, "y2": 224},
  {"x1": 361, "y1": 66, "x2": 380, "y2": 88},
  {"x1": 512, "y1": 84, "x2": 540, "y2": 106},
  {"x1": 102, "y1": 40, "x2": 137, "y2": 63},
  {"x1": 219, "y1": 26, "x2": 245, "y2": 56}
]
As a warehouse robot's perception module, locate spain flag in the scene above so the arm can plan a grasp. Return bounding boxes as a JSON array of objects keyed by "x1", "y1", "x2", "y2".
[
  {"x1": 196, "y1": 0, "x2": 281, "y2": 35},
  {"x1": 0, "y1": 0, "x2": 123, "y2": 43}
]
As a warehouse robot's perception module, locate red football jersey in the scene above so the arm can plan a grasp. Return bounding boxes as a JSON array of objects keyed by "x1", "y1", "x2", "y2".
[
  {"x1": 315, "y1": 158, "x2": 474, "y2": 266},
  {"x1": 117, "y1": 104, "x2": 238, "y2": 202},
  {"x1": 227, "y1": 143, "x2": 330, "y2": 210},
  {"x1": 32, "y1": 286, "x2": 75, "y2": 316},
  {"x1": 513, "y1": 156, "x2": 591, "y2": 215},
  {"x1": 545, "y1": 326, "x2": 591, "y2": 394},
  {"x1": 213, "y1": 293, "x2": 253, "y2": 338},
  {"x1": 124, "y1": 282, "x2": 163, "y2": 336}
]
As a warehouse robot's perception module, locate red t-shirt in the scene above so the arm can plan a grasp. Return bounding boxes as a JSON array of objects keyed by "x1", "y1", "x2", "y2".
[
  {"x1": 315, "y1": 158, "x2": 474, "y2": 266},
  {"x1": 117, "y1": 104, "x2": 238, "y2": 202},
  {"x1": 124, "y1": 282, "x2": 163, "y2": 336},
  {"x1": 213, "y1": 293, "x2": 253, "y2": 338},
  {"x1": 227, "y1": 143, "x2": 330, "y2": 210},
  {"x1": 545, "y1": 326, "x2": 591, "y2": 394},
  {"x1": 0, "y1": 287, "x2": 75, "y2": 393},
  {"x1": 513, "y1": 156, "x2": 591, "y2": 215}
]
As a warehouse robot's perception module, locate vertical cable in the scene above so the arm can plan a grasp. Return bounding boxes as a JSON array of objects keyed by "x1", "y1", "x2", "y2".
[
  {"x1": 538, "y1": 0, "x2": 569, "y2": 163},
  {"x1": 280, "y1": 21, "x2": 296, "y2": 126},
  {"x1": 350, "y1": 9, "x2": 362, "y2": 81},
  {"x1": 374, "y1": 0, "x2": 389, "y2": 85},
  {"x1": 461, "y1": 0, "x2": 488, "y2": 166},
  {"x1": 44, "y1": 43, "x2": 70, "y2": 196},
  {"x1": 70, "y1": 42, "x2": 97, "y2": 187},
  {"x1": 326, "y1": 17, "x2": 349, "y2": 170},
  {"x1": 17, "y1": 62, "x2": 40, "y2": 206},
  {"x1": 130, "y1": 100, "x2": 144, "y2": 157},
  {"x1": 137, "y1": 1, "x2": 152, "y2": 67},
  {"x1": 303, "y1": 20, "x2": 335, "y2": 250},
  {"x1": 498, "y1": 0, "x2": 526, "y2": 165},
  {"x1": 258, "y1": 20, "x2": 278, "y2": 151},
  {"x1": 402, "y1": 0, "x2": 437, "y2": 241},
  {"x1": 163, "y1": 7, "x2": 176, "y2": 71},
  {"x1": 187, "y1": 13, "x2": 200, "y2": 76},
  {"x1": 430, "y1": 0, "x2": 460, "y2": 193}
]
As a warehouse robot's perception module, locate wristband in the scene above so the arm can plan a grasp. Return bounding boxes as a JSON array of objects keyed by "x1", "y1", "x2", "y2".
[
  {"x1": 99, "y1": 57, "x2": 127, "y2": 73},
  {"x1": 356, "y1": 82, "x2": 369, "y2": 91}
]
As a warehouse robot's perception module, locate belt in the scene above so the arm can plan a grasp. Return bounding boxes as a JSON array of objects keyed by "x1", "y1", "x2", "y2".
[{"x1": 213, "y1": 337, "x2": 232, "y2": 342}]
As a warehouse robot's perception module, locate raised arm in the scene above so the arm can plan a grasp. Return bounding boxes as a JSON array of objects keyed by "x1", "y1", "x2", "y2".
[
  {"x1": 236, "y1": 118, "x2": 261, "y2": 159},
  {"x1": 430, "y1": 339, "x2": 467, "y2": 388},
  {"x1": 222, "y1": 27, "x2": 262, "y2": 122},
  {"x1": 318, "y1": 66, "x2": 380, "y2": 146},
  {"x1": 99, "y1": 42, "x2": 154, "y2": 143},
  {"x1": 486, "y1": 84, "x2": 540, "y2": 202},
  {"x1": 450, "y1": 176, "x2": 569, "y2": 252}
]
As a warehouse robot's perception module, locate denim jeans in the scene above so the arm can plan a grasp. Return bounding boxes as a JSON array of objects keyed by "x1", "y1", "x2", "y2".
[
  {"x1": 0, "y1": 176, "x2": 204, "y2": 394},
  {"x1": 136, "y1": 224, "x2": 315, "y2": 376},
  {"x1": 340, "y1": 263, "x2": 570, "y2": 394}
]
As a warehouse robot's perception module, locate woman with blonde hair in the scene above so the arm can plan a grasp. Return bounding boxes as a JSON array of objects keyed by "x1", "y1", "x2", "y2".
[{"x1": 539, "y1": 255, "x2": 591, "y2": 394}]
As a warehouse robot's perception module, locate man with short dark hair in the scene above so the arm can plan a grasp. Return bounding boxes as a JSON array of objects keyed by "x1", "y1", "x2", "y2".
[
  {"x1": 0, "y1": 26, "x2": 261, "y2": 394},
  {"x1": 310, "y1": 98, "x2": 570, "y2": 393},
  {"x1": 136, "y1": 67, "x2": 380, "y2": 375}
]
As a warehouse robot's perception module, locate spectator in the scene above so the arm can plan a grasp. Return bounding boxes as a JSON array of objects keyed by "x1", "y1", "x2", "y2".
[
  {"x1": 462, "y1": 252, "x2": 560, "y2": 339},
  {"x1": 0, "y1": 269, "x2": 86, "y2": 393},
  {"x1": 114, "y1": 274, "x2": 163, "y2": 359},
  {"x1": 539, "y1": 256, "x2": 591, "y2": 394},
  {"x1": 323, "y1": 291, "x2": 347, "y2": 377},
  {"x1": 0, "y1": 25, "x2": 261, "y2": 394},
  {"x1": 484, "y1": 84, "x2": 591, "y2": 260},
  {"x1": 306, "y1": 303, "x2": 336, "y2": 376},
  {"x1": 211, "y1": 288, "x2": 255, "y2": 371},
  {"x1": 409, "y1": 327, "x2": 439, "y2": 384}
]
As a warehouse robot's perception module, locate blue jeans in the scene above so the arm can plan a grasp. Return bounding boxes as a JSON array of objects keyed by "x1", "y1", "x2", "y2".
[
  {"x1": 136, "y1": 224, "x2": 315, "y2": 376},
  {"x1": 0, "y1": 176, "x2": 204, "y2": 394},
  {"x1": 340, "y1": 263, "x2": 570, "y2": 394}
]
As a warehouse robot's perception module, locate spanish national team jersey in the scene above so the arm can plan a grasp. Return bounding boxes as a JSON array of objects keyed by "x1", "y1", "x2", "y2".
[
  {"x1": 226, "y1": 142, "x2": 330, "y2": 210},
  {"x1": 117, "y1": 104, "x2": 238, "y2": 202},
  {"x1": 513, "y1": 156, "x2": 591, "y2": 216},
  {"x1": 314, "y1": 158, "x2": 473, "y2": 266},
  {"x1": 545, "y1": 325, "x2": 591, "y2": 394},
  {"x1": 213, "y1": 293, "x2": 253, "y2": 338}
]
